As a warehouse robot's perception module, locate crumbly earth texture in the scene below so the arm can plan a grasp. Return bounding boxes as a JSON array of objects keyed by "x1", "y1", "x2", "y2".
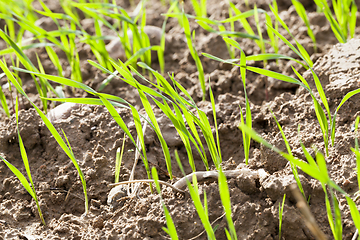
[{"x1": 1, "y1": 0, "x2": 360, "y2": 239}]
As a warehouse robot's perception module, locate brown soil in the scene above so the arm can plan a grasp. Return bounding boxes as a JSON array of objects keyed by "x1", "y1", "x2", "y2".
[{"x1": 1, "y1": 0, "x2": 360, "y2": 239}]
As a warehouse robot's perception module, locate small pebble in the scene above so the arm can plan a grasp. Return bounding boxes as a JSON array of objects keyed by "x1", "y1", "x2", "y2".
[
  {"x1": 47, "y1": 102, "x2": 80, "y2": 122},
  {"x1": 343, "y1": 179, "x2": 350, "y2": 187}
]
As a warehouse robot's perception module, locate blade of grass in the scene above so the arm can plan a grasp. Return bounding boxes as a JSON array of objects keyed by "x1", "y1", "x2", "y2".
[
  {"x1": 270, "y1": 108, "x2": 305, "y2": 196},
  {"x1": 354, "y1": 116, "x2": 360, "y2": 193},
  {"x1": 115, "y1": 133, "x2": 126, "y2": 183},
  {"x1": 151, "y1": 167, "x2": 179, "y2": 239},
  {"x1": 15, "y1": 97, "x2": 45, "y2": 225},
  {"x1": 330, "y1": 88, "x2": 360, "y2": 145},
  {"x1": 218, "y1": 168, "x2": 237, "y2": 240},
  {"x1": 253, "y1": 4, "x2": 266, "y2": 65},
  {"x1": 265, "y1": 19, "x2": 313, "y2": 67},
  {"x1": 239, "y1": 123, "x2": 329, "y2": 183},
  {"x1": 209, "y1": 79, "x2": 222, "y2": 165},
  {"x1": 182, "y1": 11, "x2": 205, "y2": 101},
  {"x1": 175, "y1": 151, "x2": 215, "y2": 240},
  {"x1": 0, "y1": 73, "x2": 10, "y2": 117},
  {"x1": 279, "y1": 194, "x2": 286, "y2": 240},
  {"x1": 0, "y1": 60, "x2": 89, "y2": 214},
  {"x1": 0, "y1": 155, "x2": 45, "y2": 225},
  {"x1": 291, "y1": 0, "x2": 317, "y2": 52},
  {"x1": 137, "y1": 89, "x2": 173, "y2": 178}
]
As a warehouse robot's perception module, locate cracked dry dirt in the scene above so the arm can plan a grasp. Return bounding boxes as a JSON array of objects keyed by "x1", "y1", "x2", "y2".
[{"x1": 1, "y1": 0, "x2": 360, "y2": 239}]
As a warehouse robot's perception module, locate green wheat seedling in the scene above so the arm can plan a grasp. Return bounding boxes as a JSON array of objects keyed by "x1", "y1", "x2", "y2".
[
  {"x1": 61, "y1": 3, "x2": 130, "y2": 85},
  {"x1": 190, "y1": 0, "x2": 207, "y2": 17},
  {"x1": 219, "y1": 16, "x2": 360, "y2": 156},
  {"x1": 0, "y1": 61, "x2": 89, "y2": 214},
  {"x1": 203, "y1": 33, "x2": 337, "y2": 160},
  {"x1": 154, "y1": 0, "x2": 180, "y2": 73},
  {"x1": 239, "y1": 123, "x2": 360, "y2": 239},
  {"x1": 196, "y1": 13, "x2": 261, "y2": 58},
  {"x1": 44, "y1": 2, "x2": 121, "y2": 84},
  {"x1": 203, "y1": 38, "x2": 258, "y2": 165},
  {"x1": 0, "y1": 0, "x2": 82, "y2": 73},
  {"x1": 96, "y1": 44, "x2": 160, "y2": 91},
  {"x1": 13, "y1": 61, "x2": 152, "y2": 182},
  {"x1": 175, "y1": 151, "x2": 216, "y2": 239},
  {"x1": 291, "y1": 0, "x2": 317, "y2": 52},
  {"x1": 266, "y1": 0, "x2": 279, "y2": 57},
  {"x1": 0, "y1": 29, "x2": 62, "y2": 114},
  {"x1": 0, "y1": 73, "x2": 10, "y2": 117},
  {"x1": 253, "y1": 4, "x2": 266, "y2": 65},
  {"x1": 218, "y1": 168, "x2": 237, "y2": 239},
  {"x1": 209, "y1": 78, "x2": 222, "y2": 168},
  {"x1": 182, "y1": 12, "x2": 206, "y2": 101},
  {"x1": 165, "y1": 8, "x2": 264, "y2": 61},
  {"x1": 268, "y1": 4, "x2": 313, "y2": 67},
  {"x1": 327, "y1": 187, "x2": 342, "y2": 239},
  {"x1": 278, "y1": 194, "x2": 286, "y2": 240},
  {"x1": 72, "y1": 2, "x2": 157, "y2": 71},
  {"x1": 314, "y1": 0, "x2": 357, "y2": 43},
  {"x1": 151, "y1": 167, "x2": 179, "y2": 239},
  {"x1": 351, "y1": 113, "x2": 360, "y2": 239},
  {"x1": 352, "y1": 117, "x2": 360, "y2": 199},
  {"x1": 270, "y1": 108, "x2": 305, "y2": 197},
  {"x1": 238, "y1": 46, "x2": 252, "y2": 165},
  {"x1": 28, "y1": 55, "x2": 222, "y2": 176},
  {"x1": 242, "y1": 56, "x2": 360, "y2": 156},
  {"x1": 0, "y1": 0, "x2": 37, "y2": 42},
  {"x1": 139, "y1": 7, "x2": 153, "y2": 69},
  {"x1": 351, "y1": 116, "x2": 360, "y2": 239},
  {"x1": 224, "y1": 3, "x2": 266, "y2": 57},
  {"x1": 1, "y1": 1, "x2": 85, "y2": 85},
  {"x1": 131, "y1": 61, "x2": 222, "y2": 170},
  {"x1": 227, "y1": 6, "x2": 236, "y2": 59},
  {"x1": 157, "y1": 13, "x2": 168, "y2": 73},
  {"x1": 0, "y1": 97, "x2": 45, "y2": 225},
  {"x1": 7, "y1": 0, "x2": 159, "y2": 86},
  {"x1": 238, "y1": 16, "x2": 330, "y2": 155},
  {"x1": 123, "y1": 5, "x2": 153, "y2": 69},
  {"x1": 114, "y1": 134, "x2": 126, "y2": 183},
  {"x1": 81, "y1": 18, "x2": 114, "y2": 72},
  {"x1": 35, "y1": 1, "x2": 83, "y2": 82},
  {"x1": 0, "y1": 40, "x2": 61, "y2": 80},
  {"x1": 299, "y1": 126, "x2": 344, "y2": 240},
  {"x1": 0, "y1": 153, "x2": 46, "y2": 223}
]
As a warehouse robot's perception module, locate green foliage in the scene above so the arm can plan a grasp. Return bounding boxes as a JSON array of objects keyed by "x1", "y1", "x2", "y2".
[
  {"x1": 270, "y1": 109, "x2": 304, "y2": 197},
  {"x1": 226, "y1": 4, "x2": 266, "y2": 54},
  {"x1": 175, "y1": 152, "x2": 216, "y2": 239},
  {"x1": 0, "y1": 73, "x2": 10, "y2": 117},
  {"x1": 190, "y1": 0, "x2": 207, "y2": 17},
  {"x1": 314, "y1": 0, "x2": 357, "y2": 43},
  {"x1": 291, "y1": 0, "x2": 317, "y2": 52},
  {"x1": 0, "y1": 61, "x2": 89, "y2": 214},
  {"x1": 114, "y1": 134, "x2": 126, "y2": 183},
  {"x1": 0, "y1": 97, "x2": 45, "y2": 225},
  {"x1": 278, "y1": 194, "x2": 286, "y2": 240},
  {"x1": 182, "y1": 12, "x2": 206, "y2": 101},
  {"x1": 240, "y1": 122, "x2": 360, "y2": 239},
  {"x1": 152, "y1": 167, "x2": 179, "y2": 239},
  {"x1": 218, "y1": 168, "x2": 237, "y2": 239},
  {"x1": 266, "y1": 0, "x2": 279, "y2": 56},
  {"x1": 1, "y1": 0, "x2": 360, "y2": 238}
]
